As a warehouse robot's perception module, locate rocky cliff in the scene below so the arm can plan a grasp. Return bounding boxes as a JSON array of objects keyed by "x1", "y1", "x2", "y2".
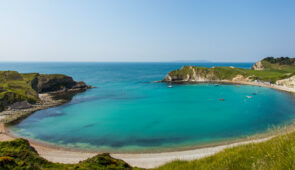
[
  {"x1": 276, "y1": 75, "x2": 295, "y2": 89},
  {"x1": 251, "y1": 61, "x2": 264, "y2": 70},
  {"x1": 32, "y1": 74, "x2": 90, "y2": 93},
  {"x1": 0, "y1": 71, "x2": 91, "y2": 112}
]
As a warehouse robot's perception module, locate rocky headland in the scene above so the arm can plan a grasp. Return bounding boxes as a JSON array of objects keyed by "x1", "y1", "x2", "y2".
[
  {"x1": 162, "y1": 57, "x2": 295, "y2": 93},
  {"x1": 0, "y1": 71, "x2": 92, "y2": 124}
]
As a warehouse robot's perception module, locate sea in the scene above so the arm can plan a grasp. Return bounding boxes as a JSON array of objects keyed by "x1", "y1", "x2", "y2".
[{"x1": 1, "y1": 62, "x2": 295, "y2": 152}]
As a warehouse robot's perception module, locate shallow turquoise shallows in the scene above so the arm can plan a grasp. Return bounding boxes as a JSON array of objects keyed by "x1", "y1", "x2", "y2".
[{"x1": 2, "y1": 62, "x2": 295, "y2": 152}]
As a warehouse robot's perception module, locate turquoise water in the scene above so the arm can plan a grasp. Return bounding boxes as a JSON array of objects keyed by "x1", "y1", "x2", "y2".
[{"x1": 2, "y1": 62, "x2": 295, "y2": 152}]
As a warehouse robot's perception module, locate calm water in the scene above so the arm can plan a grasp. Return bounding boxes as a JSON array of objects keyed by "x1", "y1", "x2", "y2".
[{"x1": 2, "y1": 62, "x2": 295, "y2": 152}]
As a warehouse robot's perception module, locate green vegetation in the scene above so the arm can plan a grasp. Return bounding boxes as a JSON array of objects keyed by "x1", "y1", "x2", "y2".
[
  {"x1": 155, "y1": 131, "x2": 295, "y2": 170},
  {"x1": 167, "y1": 57, "x2": 295, "y2": 83},
  {"x1": 263, "y1": 56, "x2": 295, "y2": 66},
  {"x1": 0, "y1": 71, "x2": 39, "y2": 111},
  {"x1": 0, "y1": 139, "x2": 132, "y2": 169},
  {"x1": 3, "y1": 131, "x2": 295, "y2": 169}
]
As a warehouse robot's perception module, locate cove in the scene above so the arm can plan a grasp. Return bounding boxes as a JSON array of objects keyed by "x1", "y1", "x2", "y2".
[
  {"x1": 9, "y1": 83, "x2": 295, "y2": 152},
  {"x1": 2, "y1": 62, "x2": 295, "y2": 153}
]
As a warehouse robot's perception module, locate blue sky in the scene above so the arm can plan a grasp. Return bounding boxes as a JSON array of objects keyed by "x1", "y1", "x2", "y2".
[{"x1": 0, "y1": 0, "x2": 294, "y2": 62}]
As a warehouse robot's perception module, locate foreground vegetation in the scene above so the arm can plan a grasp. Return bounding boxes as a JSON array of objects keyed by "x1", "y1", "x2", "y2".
[
  {"x1": 0, "y1": 139, "x2": 131, "y2": 169},
  {"x1": 155, "y1": 131, "x2": 295, "y2": 170},
  {"x1": 2, "y1": 130, "x2": 295, "y2": 169}
]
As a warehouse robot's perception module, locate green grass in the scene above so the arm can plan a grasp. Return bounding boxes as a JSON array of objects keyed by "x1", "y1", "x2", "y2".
[
  {"x1": 0, "y1": 138, "x2": 132, "y2": 169},
  {"x1": 155, "y1": 131, "x2": 295, "y2": 170}
]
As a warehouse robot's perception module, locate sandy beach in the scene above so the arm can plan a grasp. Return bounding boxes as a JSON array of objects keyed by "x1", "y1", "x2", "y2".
[{"x1": 0, "y1": 80, "x2": 294, "y2": 169}]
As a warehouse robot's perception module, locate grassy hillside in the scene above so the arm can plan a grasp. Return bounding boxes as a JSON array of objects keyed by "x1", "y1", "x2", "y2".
[
  {"x1": 155, "y1": 131, "x2": 295, "y2": 170},
  {"x1": 0, "y1": 139, "x2": 132, "y2": 169}
]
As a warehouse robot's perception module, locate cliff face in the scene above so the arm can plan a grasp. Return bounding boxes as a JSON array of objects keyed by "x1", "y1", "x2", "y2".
[
  {"x1": 34, "y1": 74, "x2": 89, "y2": 93},
  {"x1": 276, "y1": 76, "x2": 295, "y2": 89},
  {"x1": 0, "y1": 71, "x2": 91, "y2": 112},
  {"x1": 163, "y1": 66, "x2": 250, "y2": 83}
]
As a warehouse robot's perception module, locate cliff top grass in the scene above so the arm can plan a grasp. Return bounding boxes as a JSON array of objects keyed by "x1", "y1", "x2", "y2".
[
  {"x1": 0, "y1": 139, "x2": 132, "y2": 169},
  {"x1": 155, "y1": 130, "x2": 295, "y2": 170}
]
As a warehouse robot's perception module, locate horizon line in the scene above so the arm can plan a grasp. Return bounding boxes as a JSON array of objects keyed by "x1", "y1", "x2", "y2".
[{"x1": 0, "y1": 60, "x2": 256, "y2": 63}]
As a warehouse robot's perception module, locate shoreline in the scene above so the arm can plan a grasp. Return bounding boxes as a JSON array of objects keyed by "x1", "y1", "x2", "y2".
[
  {"x1": 163, "y1": 79, "x2": 295, "y2": 94},
  {"x1": 0, "y1": 129, "x2": 279, "y2": 169},
  {"x1": 1, "y1": 80, "x2": 295, "y2": 168}
]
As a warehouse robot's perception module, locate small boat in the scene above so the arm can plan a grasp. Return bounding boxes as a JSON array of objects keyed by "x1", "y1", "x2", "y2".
[
  {"x1": 168, "y1": 85, "x2": 173, "y2": 88},
  {"x1": 246, "y1": 96, "x2": 252, "y2": 98},
  {"x1": 219, "y1": 98, "x2": 225, "y2": 101},
  {"x1": 215, "y1": 84, "x2": 220, "y2": 86}
]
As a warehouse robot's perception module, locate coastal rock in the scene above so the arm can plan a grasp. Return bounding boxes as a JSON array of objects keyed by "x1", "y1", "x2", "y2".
[
  {"x1": 251, "y1": 61, "x2": 264, "y2": 70},
  {"x1": 8, "y1": 101, "x2": 32, "y2": 110},
  {"x1": 0, "y1": 92, "x2": 29, "y2": 112},
  {"x1": 35, "y1": 74, "x2": 89, "y2": 93},
  {"x1": 162, "y1": 66, "x2": 232, "y2": 83},
  {"x1": 276, "y1": 75, "x2": 295, "y2": 89}
]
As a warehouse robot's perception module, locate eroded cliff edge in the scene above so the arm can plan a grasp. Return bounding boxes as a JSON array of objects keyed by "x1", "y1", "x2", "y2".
[{"x1": 163, "y1": 57, "x2": 295, "y2": 91}]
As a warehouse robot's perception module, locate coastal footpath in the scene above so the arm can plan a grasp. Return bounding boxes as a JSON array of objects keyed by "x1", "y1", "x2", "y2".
[{"x1": 162, "y1": 57, "x2": 295, "y2": 93}]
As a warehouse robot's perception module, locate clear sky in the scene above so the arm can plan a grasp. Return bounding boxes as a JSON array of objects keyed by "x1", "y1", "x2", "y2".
[{"x1": 0, "y1": 0, "x2": 294, "y2": 62}]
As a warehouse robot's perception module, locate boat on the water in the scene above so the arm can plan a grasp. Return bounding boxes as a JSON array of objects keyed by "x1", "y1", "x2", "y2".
[{"x1": 168, "y1": 85, "x2": 173, "y2": 88}]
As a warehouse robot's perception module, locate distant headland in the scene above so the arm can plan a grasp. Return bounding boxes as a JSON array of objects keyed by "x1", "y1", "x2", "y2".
[{"x1": 162, "y1": 57, "x2": 295, "y2": 93}]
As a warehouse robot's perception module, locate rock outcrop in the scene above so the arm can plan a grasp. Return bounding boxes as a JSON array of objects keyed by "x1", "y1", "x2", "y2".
[
  {"x1": 0, "y1": 71, "x2": 91, "y2": 112},
  {"x1": 33, "y1": 74, "x2": 90, "y2": 93},
  {"x1": 276, "y1": 75, "x2": 295, "y2": 89},
  {"x1": 163, "y1": 66, "x2": 250, "y2": 83},
  {"x1": 251, "y1": 61, "x2": 264, "y2": 70}
]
